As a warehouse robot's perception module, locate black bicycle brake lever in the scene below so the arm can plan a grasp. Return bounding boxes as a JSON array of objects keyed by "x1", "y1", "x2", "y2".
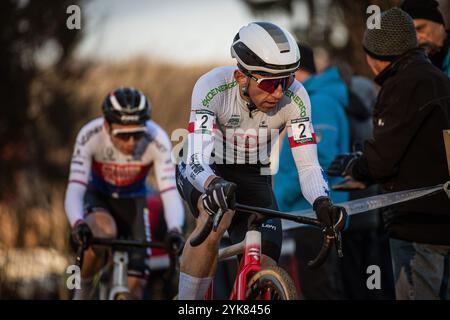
[
  {"x1": 334, "y1": 229, "x2": 343, "y2": 258},
  {"x1": 212, "y1": 208, "x2": 224, "y2": 231}
]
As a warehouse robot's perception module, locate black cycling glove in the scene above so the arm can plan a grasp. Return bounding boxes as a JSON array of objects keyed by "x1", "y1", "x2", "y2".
[
  {"x1": 165, "y1": 228, "x2": 185, "y2": 256},
  {"x1": 72, "y1": 221, "x2": 93, "y2": 250},
  {"x1": 313, "y1": 196, "x2": 348, "y2": 232},
  {"x1": 202, "y1": 177, "x2": 237, "y2": 215}
]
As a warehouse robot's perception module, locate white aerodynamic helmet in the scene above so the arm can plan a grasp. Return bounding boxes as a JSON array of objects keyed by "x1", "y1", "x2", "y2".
[{"x1": 231, "y1": 22, "x2": 301, "y2": 75}]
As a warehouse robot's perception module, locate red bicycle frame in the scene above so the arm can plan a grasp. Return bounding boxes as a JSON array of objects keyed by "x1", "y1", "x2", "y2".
[{"x1": 205, "y1": 230, "x2": 270, "y2": 300}]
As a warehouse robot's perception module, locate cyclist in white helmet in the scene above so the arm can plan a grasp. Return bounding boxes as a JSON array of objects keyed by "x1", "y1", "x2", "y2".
[
  {"x1": 176, "y1": 22, "x2": 348, "y2": 299},
  {"x1": 65, "y1": 87, "x2": 185, "y2": 299}
]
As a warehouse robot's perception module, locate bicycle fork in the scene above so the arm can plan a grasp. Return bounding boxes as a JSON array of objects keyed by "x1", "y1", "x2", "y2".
[
  {"x1": 108, "y1": 251, "x2": 130, "y2": 300},
  {"x1": 230, "y1": 230, "x2": 262, "y2": 300}
]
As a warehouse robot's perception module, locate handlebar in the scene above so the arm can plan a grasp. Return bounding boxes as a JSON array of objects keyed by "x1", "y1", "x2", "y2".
[
  {"x1": 189, "y1": 203, "x2": 343, "y2": 268},
  {"x1": 87, "y1": 238, "x2": 167, "y2": 249},
  {"x1": 445, "y1": 181, "x2": 450, "y2": 199}
]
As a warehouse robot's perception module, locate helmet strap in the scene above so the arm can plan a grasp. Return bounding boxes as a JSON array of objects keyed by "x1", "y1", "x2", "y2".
[
  {"x1": 242, "y1": 78, "x2": 250, "y2": 97},
  {"x1": 242, "y1": 78, "x2": 257, "y2": 118},
  {"x1": 246, "y1": 102, "x2": 256, "y2": 119}
]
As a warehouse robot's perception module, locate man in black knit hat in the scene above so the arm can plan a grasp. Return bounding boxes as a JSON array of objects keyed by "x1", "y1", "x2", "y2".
[
  {"x1": 328, "y1": 7, "x2": 450, "y2": 300},
  {"x1": 401, "y1": 0, "x2": 450, "y2": 76}
]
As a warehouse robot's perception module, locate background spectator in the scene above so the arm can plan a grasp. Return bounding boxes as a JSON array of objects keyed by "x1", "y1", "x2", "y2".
[
  {"x1": 401, "y1": 0, "x2": 450, "y2": 76},
  {"x1": 329, "y1": 8, "x2": 450, "y2": 299}
]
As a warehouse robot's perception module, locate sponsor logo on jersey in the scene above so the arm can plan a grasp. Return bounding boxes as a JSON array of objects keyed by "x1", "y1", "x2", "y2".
[
  {"x1": 79, "y1": 125, "x2": 102, "y2": 146},
  {"x1": 188, "y1": 154, "x2": 204, "y2": 179},
  {"x1": 92, "y1": 160, "x2": 151, "y2": 186},
  {"x1": 72, "y1": 147, "x2": 87, "y2": 162},
  {"x1": 103, "y1": 147, "x2": 115, "y2": 162},
  {"x1": 201, "y1": 80, "x2": 237, "y2": 107},
  {"x1": 70, "y1": 169, "x2": 86, "y2": 175},
  {"x1": 284, "y1": 90, "x2": 307, "y2": 117},
  {"x1": 224, "y1": 114, "x2": 241, "y2": 128},
  {"x1": 71, "y1": 160, "x2": 84, "y2": 166}
]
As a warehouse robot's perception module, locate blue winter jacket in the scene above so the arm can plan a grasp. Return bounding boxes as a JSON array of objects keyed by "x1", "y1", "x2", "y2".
[{"x1": 443, "y1": 47, "x2": 450, "y2": 77}]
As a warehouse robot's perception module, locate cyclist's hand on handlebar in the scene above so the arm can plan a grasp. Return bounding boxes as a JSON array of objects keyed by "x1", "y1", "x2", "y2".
[
  {"x1": 202, "y1": 177, "x2": 237, "y2": 231},
  {"x1": 166, "y1": 228, "x2": 185, "y2": 256},
  {"x1": 313, "y1": 196, "x2": 348, "y2": 232},
  {"x1": 72, "y1": 220, "x2": 93, "y2": 250},
  {"x1": 203, "y1": 177, "x2": 237, "y2": 214}
]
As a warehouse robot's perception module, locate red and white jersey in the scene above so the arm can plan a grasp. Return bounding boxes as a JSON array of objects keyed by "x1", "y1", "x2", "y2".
[
  {"x1": 185, "y1": 66, "x2": 329, "y2": 205},
  {"x1": 65, "y1": 117, "x2": 184, "y2": 230}
]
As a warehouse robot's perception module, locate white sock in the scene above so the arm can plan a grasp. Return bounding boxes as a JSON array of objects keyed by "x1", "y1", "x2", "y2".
[
  {"x1": 178, "y1": 272, "x2": 213, "y2": 300},
  {"x1": 72, "y1": 277, "x2": 94, "y2": 300}
]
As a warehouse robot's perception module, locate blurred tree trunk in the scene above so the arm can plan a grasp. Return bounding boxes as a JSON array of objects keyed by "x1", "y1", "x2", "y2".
[
  {"x1": 333, "y1": 0, "x2": 400, "y2": 77},
  {"x1": 0, "y1": 0, "x2": 83, "y2": 247}
]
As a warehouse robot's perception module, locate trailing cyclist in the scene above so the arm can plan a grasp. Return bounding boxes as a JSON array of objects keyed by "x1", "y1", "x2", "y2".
[
  {"x1": 175, "y1": 22, "x2": 348, "y2": 300},
  {"x1": 65, "y1": 87, "x2": 185, "y2": 299}
]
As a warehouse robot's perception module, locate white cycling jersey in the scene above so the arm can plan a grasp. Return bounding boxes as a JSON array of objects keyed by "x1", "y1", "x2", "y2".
[
  {"x1": 64, "y1": 117, "x2": 184, "y2": 230},
  {"x1": 185, "y1": 66, "x2": 329, "y2": 205}
]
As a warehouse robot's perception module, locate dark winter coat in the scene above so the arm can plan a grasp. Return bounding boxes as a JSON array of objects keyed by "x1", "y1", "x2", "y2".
[{"x1": 353, "y1": 49, "x2": 450, "y2": 244}]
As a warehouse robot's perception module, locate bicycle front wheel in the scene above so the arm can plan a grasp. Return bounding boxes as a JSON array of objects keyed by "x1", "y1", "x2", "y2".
[{"x1": 246, "y1": 265, "x2": 298, "y2": 300}]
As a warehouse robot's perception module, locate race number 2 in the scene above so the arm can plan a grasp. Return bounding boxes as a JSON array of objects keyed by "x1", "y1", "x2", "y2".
[
  {"x1": 291, "y1": 117, "x2": 315, "y2": 146},
  {"x1": 194, "y1": 110, "x2": 215, "y2": 135}
]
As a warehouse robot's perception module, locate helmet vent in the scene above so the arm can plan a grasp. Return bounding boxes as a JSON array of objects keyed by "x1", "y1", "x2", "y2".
[{"x1": 254, "y1": 22, "x2": 290, "y2": 52}]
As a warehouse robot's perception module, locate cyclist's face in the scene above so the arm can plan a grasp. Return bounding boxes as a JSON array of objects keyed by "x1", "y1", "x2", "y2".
[
  {"x1": 235, "y1": 70, "x2": 293, "y2": 113},
  {"x1": 105, "y1": 122, "x2": 146, "y2": 155}
]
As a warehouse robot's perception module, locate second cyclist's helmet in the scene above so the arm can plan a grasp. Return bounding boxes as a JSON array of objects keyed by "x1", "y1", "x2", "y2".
[
  {"x1": 102, "y1": 87, "x2": 151, "y2": 125},
  {"x1": 231, "y1": 22, "x2": 301, "y2": 75}
]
